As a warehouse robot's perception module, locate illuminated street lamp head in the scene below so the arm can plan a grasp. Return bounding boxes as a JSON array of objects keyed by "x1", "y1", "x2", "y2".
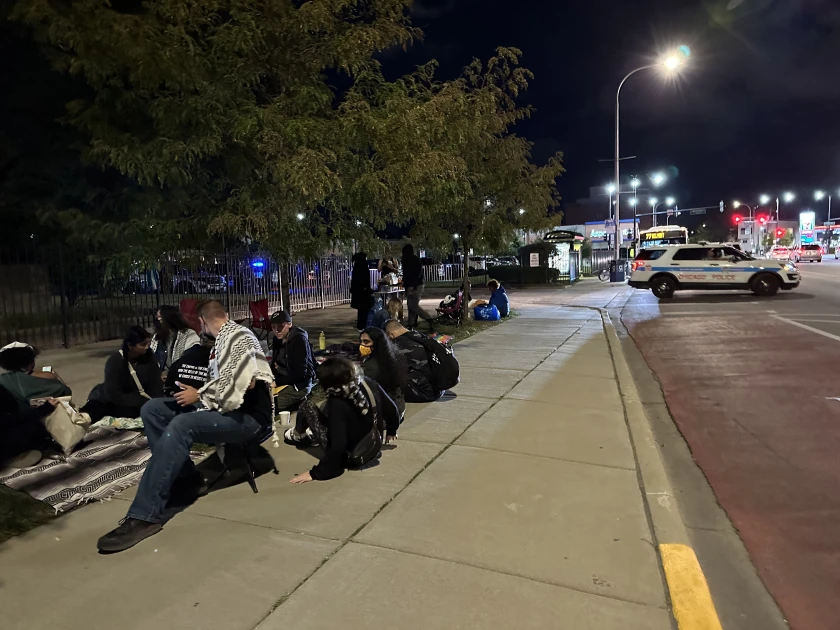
[
  {"x1": 606, "y1": 184, "x2": 616, "y2": 194},
  {"x1": 296, "y1": 213, "x2": 305, "y2": 220},
  {"x1": 783, "y1": 192, "x2": 795, "y2": 203},
  {"x1": 651, "y1": 173, "x2": 666, "y2": 187},
  {"x1": 630, "y1": 177, "x2": 640, "y2": 189},
  {"x1": 453, "y1": 233, "x2": 460, "y2": 239},
  {"x1": 666, "y1": 197, "x2": 675, "y2": 206},
  {"x1": 733, "y1": 201, "x2": 742, "y2": 208},
  {"x1": 649, "y1": 197, "x2": 658, "y2": 206},
  {"x1": 628, "y1": 198, "x2": 638, "y2": 206},
  {"x1": 519, "y1": 208, "x2": 525, "y2": 215},
  {"x1": 661, "y1": 46, "x2": 689, "y2": 71},
  {"x1": 815, "y1": 190, "x2": 826, "y2": 201}
]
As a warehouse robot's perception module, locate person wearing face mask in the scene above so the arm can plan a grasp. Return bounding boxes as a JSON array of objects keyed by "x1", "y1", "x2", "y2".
[
  {"x1": 359, "y1": 327, "x2": 407, "y2": 418},
  {"x1": 269, "y1": 311, "x2": 316, "y2": 412},
  {"x1": 83, "y1": 326, "x2": 164, "y2": 422},
  {"x1": 150, "y1": 305, "x2": 201, "y2": 376}
]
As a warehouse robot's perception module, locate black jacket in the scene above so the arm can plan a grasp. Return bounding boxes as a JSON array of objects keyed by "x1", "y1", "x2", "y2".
[
  {"x1": 350, "y1": 262, "x2": 373, "y2": 310},
  {"x1": 271, "y1": 327, "x2": 315, "y2": 389},
  {"x1": 310, "y1": 377, "x2": 400, "y2": 481},
  {"x1": 164, "y1": 344, "x2": 212, "y2": 396},
  {"x1": 90, "y1": 350, "x2": 163, "y2": 410},
  {"x1": 401, "y1": 252, "x2": 423, "y2": 289}
]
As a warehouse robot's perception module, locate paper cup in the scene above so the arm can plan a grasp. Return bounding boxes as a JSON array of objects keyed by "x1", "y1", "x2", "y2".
[{"x1": 279, "y1": 411, "x2": 292, "y2": 426}]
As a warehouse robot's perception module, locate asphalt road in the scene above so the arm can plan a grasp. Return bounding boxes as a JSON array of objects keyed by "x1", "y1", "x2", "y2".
[{"x1": 620, "y1": 258, "x2": 840, "y2": 630}]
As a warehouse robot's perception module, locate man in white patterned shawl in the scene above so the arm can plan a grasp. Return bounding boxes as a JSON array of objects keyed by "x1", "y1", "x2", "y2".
[{"x1": 98, "y1": 300, "x2": 274, "y2": 553}]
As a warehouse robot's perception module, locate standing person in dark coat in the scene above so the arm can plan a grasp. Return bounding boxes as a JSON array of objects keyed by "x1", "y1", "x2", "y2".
[
  {"x1": 350, "y1": 252, "x2": 373, "y2": 331},
  {"x1": 401, "y1": 244, "x2": 435, "y2": 331}
]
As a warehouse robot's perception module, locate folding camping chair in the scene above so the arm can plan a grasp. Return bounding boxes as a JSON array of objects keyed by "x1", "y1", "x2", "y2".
[{"x1": 248, "y1": 299, "x2": 271, "y2": 341}]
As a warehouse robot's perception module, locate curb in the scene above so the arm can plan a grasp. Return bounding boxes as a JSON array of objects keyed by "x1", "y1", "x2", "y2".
[{"x1": 601, "y1": 310, "x2": 723, "y2": 630}]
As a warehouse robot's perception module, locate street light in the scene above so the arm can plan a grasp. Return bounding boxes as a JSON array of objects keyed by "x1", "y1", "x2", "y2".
[
  {"x1": 613, "y1": 47, "x2": 688, "y2": 269},
  {"x1": 666, "y1": 196, "x2": 675, "y2": 206},
  {"x1": 296, "y1": 213, "x2": 305, "y2": 220},
  {"x1": 606, "y1": 184, "x2": 616, "y2": 219},
  {"x1": 783, "y1": 192, "x2": 795, "y2": 203},
  {"x1": 759, "y1": 194, "x2": 771, "y2": 206},
  {"x1": 651, "y1": 173, "x2": 666, "y2": 187}
]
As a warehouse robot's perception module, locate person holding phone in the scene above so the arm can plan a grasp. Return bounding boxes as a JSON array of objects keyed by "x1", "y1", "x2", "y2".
[{"x1": 0, "y1": 342, "x2": 72, "y2": 412}]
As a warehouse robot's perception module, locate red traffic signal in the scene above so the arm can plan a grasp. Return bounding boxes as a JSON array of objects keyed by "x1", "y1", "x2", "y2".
[
  {"x1": 734, "y1": 216, "x2": 742, "y2": 224},
  {"x1": 776, "y1": 228, "x2": 785, "y2": 237},
  {"x1": 758, "y1": 216, "x2": 767, "y2": 225}
]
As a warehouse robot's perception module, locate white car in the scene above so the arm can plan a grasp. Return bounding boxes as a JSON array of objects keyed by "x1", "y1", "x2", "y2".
[
  {"x1": 768, "y1": 247, "x2": 792, "y2": 261},
  {"x1": 792, "y1": 244, "x2": 822, "y2": 263},
  {"x1": 629, "y1": 244, "x2": 800, "y2": 299}
]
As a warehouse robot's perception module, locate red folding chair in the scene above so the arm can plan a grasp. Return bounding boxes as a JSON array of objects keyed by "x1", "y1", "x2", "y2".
[
  {"x1": 179, "y1": 298, "x2": 202, "y2": 334},
  {"x1": 249, "y1": 299, "x2": 271, "y2": 340}
]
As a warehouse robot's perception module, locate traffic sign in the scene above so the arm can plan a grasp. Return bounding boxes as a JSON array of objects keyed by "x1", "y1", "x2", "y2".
[
  {"x1": 604, "y1": 219, "x2": 615, "y2": 229},
  {"x1": 666, "y1": 209, "x2": 674, "y2": 216},
  {"x1": 690, "y1": 209, "x2": 706, "y2": 215}
]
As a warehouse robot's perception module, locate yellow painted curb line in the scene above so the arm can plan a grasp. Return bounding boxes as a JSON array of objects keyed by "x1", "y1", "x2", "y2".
[{"x1": 660, "y1": 543, "x2": 723, "y2": 630}]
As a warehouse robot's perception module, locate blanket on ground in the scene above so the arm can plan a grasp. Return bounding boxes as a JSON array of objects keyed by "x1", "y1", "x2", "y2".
[{"x1": 0, "y1": 428, "x2": 151, "y2": 513}]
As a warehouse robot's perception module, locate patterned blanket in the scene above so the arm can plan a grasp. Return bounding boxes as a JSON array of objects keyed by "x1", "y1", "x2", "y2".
[{"x1": 0, "y1": 428, "x2": 151, "y2": 513}]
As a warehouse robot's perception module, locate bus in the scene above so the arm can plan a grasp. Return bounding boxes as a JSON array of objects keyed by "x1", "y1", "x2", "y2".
[{"x1": 639, "y1": 225, "x2": 689, "y2": 248}]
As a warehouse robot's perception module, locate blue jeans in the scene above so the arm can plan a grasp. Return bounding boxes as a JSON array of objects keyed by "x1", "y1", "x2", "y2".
[{"x1": 127, "y1": 398, "x2": 263, "y2": 523}]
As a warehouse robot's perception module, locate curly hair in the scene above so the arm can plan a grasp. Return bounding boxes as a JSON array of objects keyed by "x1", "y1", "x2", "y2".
[{"x1": 361, "y1": 327, "x2": 407, "y2": 391}]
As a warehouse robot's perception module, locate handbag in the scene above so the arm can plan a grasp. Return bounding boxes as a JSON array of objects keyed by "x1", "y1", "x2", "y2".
[
  {"x1": 346, "y1": 380, "x2": 383, "y2": 468},
  {"x1": 41, "y1": 396, "x2": 89, "y2": 455}
]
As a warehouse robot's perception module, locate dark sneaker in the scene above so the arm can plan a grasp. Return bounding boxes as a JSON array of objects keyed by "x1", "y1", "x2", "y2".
[{"x1": 97, "y1": 518, "x2": 162, "y2": 553}]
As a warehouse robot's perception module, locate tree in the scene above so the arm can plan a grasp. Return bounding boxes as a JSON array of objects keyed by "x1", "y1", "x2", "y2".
[
  {"x1": 350, "y1": 48, "x2": 565, "y2": 317},
  {"x1": 11, "y1": 0, "x2": 420, "y2": 261}
]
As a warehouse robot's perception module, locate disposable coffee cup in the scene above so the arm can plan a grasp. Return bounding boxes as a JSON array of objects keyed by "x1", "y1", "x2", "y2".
[{"x1": 279, "y1": 411, "x2": 292, "y2": 426}]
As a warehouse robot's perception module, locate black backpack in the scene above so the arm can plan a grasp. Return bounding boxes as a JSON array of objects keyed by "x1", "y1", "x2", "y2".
[{"x1": 411, "y1": 332, "x2": 460, "y2": 391}]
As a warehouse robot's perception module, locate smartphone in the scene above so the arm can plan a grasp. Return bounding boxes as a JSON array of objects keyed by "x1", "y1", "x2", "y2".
[{"x1": 41, "y1": 366, "x2": 53, "y2": 373}]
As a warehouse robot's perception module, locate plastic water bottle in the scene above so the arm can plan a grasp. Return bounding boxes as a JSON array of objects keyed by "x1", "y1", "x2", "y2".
[{"x1": 319, "y1": 331, "x2": 326, "y2": 351}]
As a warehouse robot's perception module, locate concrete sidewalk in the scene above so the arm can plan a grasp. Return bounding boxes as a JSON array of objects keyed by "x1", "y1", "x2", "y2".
[{"x1": 0, "y1": 303, "x2": 676, "y2": 629}]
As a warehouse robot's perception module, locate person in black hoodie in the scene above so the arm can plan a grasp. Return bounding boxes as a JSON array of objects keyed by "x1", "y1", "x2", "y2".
[
  {"x1": 83, "y1": 326, "x2": 164, "y2": 422},
  {"x1": 401, "y1": 244, "x2": 435, "y2": 331},
  {"x1": 270, "y1": 311, "x2": 315, "y2": 411},
  {"x1": 350, "y1": 251, "x2": 373, "y2": 331},
  {"x1": 288, "y1": 357, "x2": 400, "y2": 483},
  {"x1": 360, "y1": 326, "x2": 407, "y2": 417}
]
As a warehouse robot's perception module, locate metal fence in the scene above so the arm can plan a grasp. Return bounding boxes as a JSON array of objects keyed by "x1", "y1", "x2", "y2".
[
  {"x1": 581, "y1": 249, "x2": 615, "y2": 276},
  {"x1": 0, "y1": 244, "x2": 355, "y2": 349}
]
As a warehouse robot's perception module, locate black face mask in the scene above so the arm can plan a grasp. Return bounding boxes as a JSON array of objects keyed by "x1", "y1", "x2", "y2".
[{"x1": 133, "y1": 350, "x2": 152, "y2": 364}]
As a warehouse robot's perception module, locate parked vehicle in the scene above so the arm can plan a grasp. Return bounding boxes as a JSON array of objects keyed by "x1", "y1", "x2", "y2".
[{"x1": 791, "y1": 244, "x2": 822, "y2": 263}]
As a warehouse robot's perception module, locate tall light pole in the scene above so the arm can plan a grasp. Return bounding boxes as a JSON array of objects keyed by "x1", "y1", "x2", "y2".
[
  {"x1": 613, "y1": 50, "x2": 687, "y2": 270},
  {"x1": 733, "y1": 201, "x2": 756, "y2": 253},
  {"x1": 775, "y1": 192, "x2": 794, "y2": 245},
  {"x1": 606, "y1": 184, "x2": 616, "y2": 220}
]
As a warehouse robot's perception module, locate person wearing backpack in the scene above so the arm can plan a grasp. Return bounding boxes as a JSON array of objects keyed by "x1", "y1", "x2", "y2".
[
  {"x1": 384, "y1": 320, "x2": 459, "y2": 403},
  {"x1": 287, "y1": 357, "x2": 400, "y2": 483}
]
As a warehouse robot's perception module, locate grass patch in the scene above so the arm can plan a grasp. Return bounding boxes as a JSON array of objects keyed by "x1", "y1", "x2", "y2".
[{"x1": 0, "y1": 485, "x2": 56, "y2": 545}]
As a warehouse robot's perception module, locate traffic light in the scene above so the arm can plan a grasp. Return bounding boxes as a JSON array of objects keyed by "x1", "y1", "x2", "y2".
[
  {"x1": 776, "y1": 228, "x2": 785, "y2": 237},
  {"x1": 734, "y1": 215, "x2": 742, "y2": 225},
  {"x1": 758, "y1": 216, "x2": 767, "y2": 225}
]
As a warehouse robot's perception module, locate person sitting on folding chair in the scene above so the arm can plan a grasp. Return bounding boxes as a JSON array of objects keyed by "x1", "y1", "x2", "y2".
[
  {"x1": 151, "y1": 305, "x2": 200, "y2": 376},
  {"x1": 269, "y1": 311, "x2": 315, "y2": 412},
  {"x1": 97, "y1": 299, "x2": 274, "y2": 554}
]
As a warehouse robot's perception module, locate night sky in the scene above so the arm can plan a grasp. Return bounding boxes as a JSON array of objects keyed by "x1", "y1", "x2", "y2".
[{"x1": 396, "y1": 0, "x2": 840, "y2": 224}]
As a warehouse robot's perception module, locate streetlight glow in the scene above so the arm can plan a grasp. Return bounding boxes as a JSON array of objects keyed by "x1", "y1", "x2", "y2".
[
  {"x1": 628, "y1": 197, "x2": 638, "y2": 206},
  {"x1": 662, "y1": 56, "x2": 682, "y2": 70},
  {"x1": 651, "y1": 173, "x2": 666, "y2": 187},
  {"x1": 606, "y1": 184, "x2": 616, "y2": 194},
  {"x1": 815, "y1": 190, "x2": 825, "y2": 201},
  {"x1": 666, "y1": 197, "x2": 675, "y2": 206},
  {"x1": 630, "y1": 177, "x2": 641, "y2": 189},
  {"x1": 733, "y1": 201, "x2": 742, "y2": 208},
  {"x1": 518, "y1": 209, "x2": 526, "y2": 215},
  {"x1": 759, "y1": 195, "x2": 771, "y2": 205},
  {"x1": 783, "y1": 192, "x2": 795, "y2": 203},
  {"x1": 296, "y1": 213, "x2": 305, "y2": 220},
  {"x1": 649, "y1": 197, "x2": 658, "y2": 206},
  {"x1": 453, "y1": 233, "x2": 460, "y2": 239}
]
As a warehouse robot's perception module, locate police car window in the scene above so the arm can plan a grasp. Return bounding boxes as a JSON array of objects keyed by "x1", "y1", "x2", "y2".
[
  {"x1": 635, "y1": 249, "x2": 666, "y2": 261},
  {"x1": 671, "y1": 248, "x2": 707, "y2": 261},
  {"x1": 722, "y1": 247, "x2": 750, "y2": 261}
]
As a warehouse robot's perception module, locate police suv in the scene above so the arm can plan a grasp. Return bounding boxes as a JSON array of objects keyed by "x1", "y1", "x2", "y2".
[{"x1": 629, "y1": 244, "x2": 800, "y2": 299}]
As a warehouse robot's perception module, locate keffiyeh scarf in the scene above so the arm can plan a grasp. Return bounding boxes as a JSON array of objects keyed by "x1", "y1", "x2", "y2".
[
  {"x1": 198, "y1": 321, "x2": 273, "y2": 414},
  {"x1": 298, "y1": 377, "x2": 372, "y2": 447},
  {"x1": 325, "y1": 378, "x2": 370, "y2": 416},
  {"x1": 151, "y1": 328, "x2": 201, "y2": 369}
]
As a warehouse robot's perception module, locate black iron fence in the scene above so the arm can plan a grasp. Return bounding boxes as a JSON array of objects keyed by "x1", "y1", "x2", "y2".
[{"x1": 0, "y1": 244, "x2": 355, "y2": 349}]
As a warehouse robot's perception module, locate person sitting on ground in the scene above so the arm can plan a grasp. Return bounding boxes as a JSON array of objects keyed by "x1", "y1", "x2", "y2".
[
  {"x1": 350, "y1": 252, "x2": 374, "y2": 331},
  {"x1": 287, "y1": 357, "x2": 400, "y2": 483},
  {"x1": 151, "y1": 305, "x2": 201, "y2": 375},
  {"x1": 0, "y1": 384, "x2": 57, "y2": 468},
  {"x1": 83, "y1": 326, "x2": 164, "y2": 423},
  {"x1": 370, "y1": 296, "x2": 404, "y2": 330},
  {"x1": 360, "y1": 327, "x2": 407, "y2": 417},
  {"x1": 384, "y1": 320, "x2": 445, "y2": 403},
  {"x1": 270, "y1": 310, "x2": 315, "y2": 411},
  {"x1": 97, "y1": 299, "x2": 274, "y2": 553},
  {"x1": 473, "y1": 279, "x2": 510, "y2": 318},
  {"x1": 0, "y1": 342, "x2": 72, "y2": 413}
]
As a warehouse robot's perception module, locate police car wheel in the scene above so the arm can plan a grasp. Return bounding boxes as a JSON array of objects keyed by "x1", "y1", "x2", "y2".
[
  {"x1": 651, "y1": 276, "x2": 676, "y2": 299},
  {"x1": 752, "y1": 274, "x2": 779, "y2": 297}
]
